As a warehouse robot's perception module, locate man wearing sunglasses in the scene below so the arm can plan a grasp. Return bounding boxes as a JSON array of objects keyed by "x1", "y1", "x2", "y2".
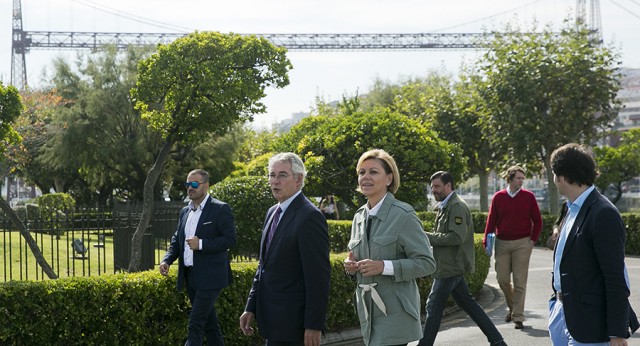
[{"x1": 160, "y1": 169, "x2": 237, "y2": 346}]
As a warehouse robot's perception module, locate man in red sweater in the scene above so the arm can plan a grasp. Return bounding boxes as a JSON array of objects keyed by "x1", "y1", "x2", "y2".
[{"x1": 483, "y1": 165, "x2": 542, "y2": 330}]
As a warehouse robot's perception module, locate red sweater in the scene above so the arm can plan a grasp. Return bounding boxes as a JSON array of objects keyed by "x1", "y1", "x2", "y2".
[{"x1": 483, "y1": 188, "x2": 542, "y2": 244}]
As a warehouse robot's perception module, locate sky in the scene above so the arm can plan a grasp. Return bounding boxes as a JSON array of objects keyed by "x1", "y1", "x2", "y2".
[{"x1": 1, "y1": 0, "x2": 640, "y2": 129}]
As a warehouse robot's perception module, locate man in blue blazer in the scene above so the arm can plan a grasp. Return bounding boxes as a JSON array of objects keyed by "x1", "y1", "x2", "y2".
[
  {"x1": 160, "y1": 169, "x2": 237, "y2": 346},
  {"x1": 239, "y1": 152, "x2": 330, "y2": 346},
  {"x1": 549, "y1": 144, "x2": 639, "y2": 345}
]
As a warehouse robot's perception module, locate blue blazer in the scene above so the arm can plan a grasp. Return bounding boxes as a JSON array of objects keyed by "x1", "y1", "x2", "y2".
[
  {"x1": 552, "y1": 189, "x2": 639, "y2": 342},
  {"x1": 245, "y1": 192, "x2": 330, "y2": 342},
  {"x1": 162, "y1": 196, "x2": 237, "y2": 291}
]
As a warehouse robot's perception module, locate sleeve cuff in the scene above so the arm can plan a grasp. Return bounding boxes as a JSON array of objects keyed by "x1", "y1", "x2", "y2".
[{"x1": 382, "y1": 260, "x2": 394, "y2": 275}]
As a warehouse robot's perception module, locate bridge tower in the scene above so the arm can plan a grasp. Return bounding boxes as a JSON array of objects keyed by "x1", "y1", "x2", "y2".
[
  {"x1": 576, "y1": 0, "x2": 603, "y2": 42},
  {"x1": 11, "y1": 0, "x2": 29, "y2": 90}
]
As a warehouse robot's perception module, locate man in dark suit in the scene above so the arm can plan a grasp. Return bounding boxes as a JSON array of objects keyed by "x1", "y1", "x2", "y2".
[
  {"x1": 549, "y1": 143, "x2": 639, "y2": 345},
  {"x1": 159, "y1": 169, "x2": 237, "y2": 346},
  {"x1": 239, "y1": 152, "x2": 330, "y2": 346}
]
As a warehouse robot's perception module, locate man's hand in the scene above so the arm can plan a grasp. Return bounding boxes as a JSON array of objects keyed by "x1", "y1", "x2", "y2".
[
  {"x1": 239, "y1": 311, "x2": 255, "y2": 336},
  {"x1": 610, "y1": 337, "x2": 628, "y2": 346},
  {"x1": 186, "y1": 236, "x2": 200, "y2": 250},
  {"x1": 304, "y1": 329, "x2": 322, "y2": 346},
  {"x1": 158, "y1": 262, "x2": 169, "y2": 276}
]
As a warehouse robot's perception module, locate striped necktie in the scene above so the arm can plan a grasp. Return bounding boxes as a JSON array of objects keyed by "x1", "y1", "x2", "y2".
[{"x1": 266, "y1": 207, "x2": 282, "y2": 252}]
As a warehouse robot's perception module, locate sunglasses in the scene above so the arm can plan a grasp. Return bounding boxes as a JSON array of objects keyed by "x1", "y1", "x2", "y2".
[{"x1": 184, "y1": 181, "x2": 205, "y2": 189}]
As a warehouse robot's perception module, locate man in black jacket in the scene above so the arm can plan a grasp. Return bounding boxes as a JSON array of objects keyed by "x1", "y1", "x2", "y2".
[{"x1": 549, "y1": 143, "x2": 639, "y2": 345}]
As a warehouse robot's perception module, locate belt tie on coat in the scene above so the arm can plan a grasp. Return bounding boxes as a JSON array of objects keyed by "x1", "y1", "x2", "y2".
[{"x1": 358, "y1": 283, "x2": 387, "y2": 320}]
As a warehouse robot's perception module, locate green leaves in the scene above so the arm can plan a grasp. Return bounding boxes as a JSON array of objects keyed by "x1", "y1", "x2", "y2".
[
  {"x1": 131, "y1": 31, "x2": 292, "y2": 145},
  {"x1": 0, "y1": 82, "x2": 23, "y2": 157},
  {"x1": 277, "y1": 107, "x2": 464, "y2": 211}
]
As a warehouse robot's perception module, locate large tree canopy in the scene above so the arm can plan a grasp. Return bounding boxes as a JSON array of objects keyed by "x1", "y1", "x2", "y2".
[
  {"x1": 128, "y1": 31, "x2": 291, "y2": 271},
  {"x1": 421, "y1": 70, "x2": 505, "y2": 211},
  {"x1": 36, "y1": 46, "x2": 161, "y2": 204},
  {"x1": 478, "y1": 21, "x2": 621, "y2": 213},
  {"x1": 276, "y1": 106, "x2": 465, "y2": 211}
]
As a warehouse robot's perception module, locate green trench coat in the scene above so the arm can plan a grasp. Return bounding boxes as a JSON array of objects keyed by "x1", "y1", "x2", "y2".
[{"x1": 348, "y1": 192, "x2": 436, "y2": 345}]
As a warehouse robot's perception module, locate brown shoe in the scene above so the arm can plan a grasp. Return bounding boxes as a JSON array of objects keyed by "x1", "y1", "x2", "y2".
[
  {"x1": 514, "y1": 321, "x2": 524, "y2": 329},
  {"x1": 505, "y1": 312, "x2": 512, "y2": 323}
]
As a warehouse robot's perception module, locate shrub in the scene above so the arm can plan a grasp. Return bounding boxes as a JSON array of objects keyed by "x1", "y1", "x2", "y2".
[
  {"x1": 0, "y1": 236, "x2": 489, "y2": 345},
  {"x1": 35, "y1": 193, "x2": 76, "y2": 215},
  {"x1": 209, "y1": 176, "x2": 275, "y2": 258},
  {"x1": 33, "y1": 193, "x2": 76, "y2": 236}
]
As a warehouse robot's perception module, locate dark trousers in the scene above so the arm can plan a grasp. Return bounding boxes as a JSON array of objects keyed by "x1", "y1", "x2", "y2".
[
  {"x1": 185, "y1": 269, "x2": 223, "y2": 346},
  {"x1": 418, "y1": 275, "x2": 504, "y2": 346}
]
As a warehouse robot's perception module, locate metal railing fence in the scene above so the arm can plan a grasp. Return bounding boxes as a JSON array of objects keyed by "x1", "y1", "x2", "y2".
[{"x1": 0, "y1": 204, "x2": 181, "y2": 282}]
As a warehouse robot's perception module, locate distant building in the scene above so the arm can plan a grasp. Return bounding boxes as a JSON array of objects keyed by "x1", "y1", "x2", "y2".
[
  {"x1": 272, "y1": 111, "x2": 311, "y2": 132},
  {"x1": 617, "y1": 68, "x2": 640, "y2": 131}
]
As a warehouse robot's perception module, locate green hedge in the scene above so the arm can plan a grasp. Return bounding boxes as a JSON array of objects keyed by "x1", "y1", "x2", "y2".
[
  {"x1": 0, "y1": 235, "x2": 489, "y2": 345},
  {"x1": 209, "y1": 176, "x2": 274, "y2": 259}
]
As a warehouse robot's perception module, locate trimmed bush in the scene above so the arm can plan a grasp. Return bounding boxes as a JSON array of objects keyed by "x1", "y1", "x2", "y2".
[
  {"x1": 0, "y1": 235, "x2": 489, "y2": 345},
  {"x1": 0, "y1": 271, "x2": 188, "y2": 345},
  {"x1": 209, "y1": 176, "x2": 275, "y2": 259}
]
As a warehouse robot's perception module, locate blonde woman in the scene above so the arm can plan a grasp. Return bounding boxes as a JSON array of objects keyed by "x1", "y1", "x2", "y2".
[{"x1": 344, "y1": 149, "x2": 436, "y2": 345}]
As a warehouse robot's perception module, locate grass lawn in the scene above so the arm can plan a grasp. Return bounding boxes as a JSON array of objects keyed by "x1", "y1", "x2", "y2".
[{"x1": 0, "y1": 229, "x2": 116, "y2": 281}]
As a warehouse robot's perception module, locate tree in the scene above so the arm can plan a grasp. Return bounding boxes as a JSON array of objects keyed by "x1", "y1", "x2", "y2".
[
  {"x1": 0, "y1": 82, "x2": 57, "y2": 279},
  {"x1": 423, "y1": 70, "x2": 505, "y2": 211},
  {"x1": 0, "y1": 82, "x2": 22, "y2": 155},
  {"x1": 478, "y1": 21, "x2": 621, "y2": 214},
  {"x1": 38, "y1": 46, "x2": 161, "y2": 204},
  {"x1": 128, "y1": 31, "x2": 291, "y2": 271},
  {"x1": 164, "y1": 125, "x2": 246, "y2": 200},
  {"x1": 358, "y1": 71, "x2": 504, "y2": 211},
  {"x1": 594, "y1": 129, "x2": 640, "y2": 204},
  {"x1": 276, "y1": 105, "x2": 465, "y2": 211},
  {"x1": 6, "y1": 90, "x2": 64, "y2": 194}
]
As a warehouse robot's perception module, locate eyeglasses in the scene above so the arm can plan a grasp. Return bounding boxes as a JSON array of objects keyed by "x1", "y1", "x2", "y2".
[
  {"x1": 268, "y1": 172, "x2": 292, "y2": 181},
  {"x1": 184, "y1": 181, "x2": 205, "y2": 189}
]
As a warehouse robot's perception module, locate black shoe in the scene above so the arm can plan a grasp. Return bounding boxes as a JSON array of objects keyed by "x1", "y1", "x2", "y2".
[
  {"x1": 514, "y1": 321, "x2": 524, "y2": 329},
  {"x1": 505, "y1": 312, "x2": 512, "y2": 323}
]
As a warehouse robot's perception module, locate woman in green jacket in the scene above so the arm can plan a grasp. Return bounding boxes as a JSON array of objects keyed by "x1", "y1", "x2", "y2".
[{"x1": 344, "y1": 149, "x2": 436, "y2": 345}]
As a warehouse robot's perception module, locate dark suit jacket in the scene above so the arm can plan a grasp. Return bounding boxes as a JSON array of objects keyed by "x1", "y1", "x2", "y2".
[
  {"x1": 245, "y1": 192, "x2": 330, "y2": 342},
  {"x1": 552, "y1": 189, "x2": 639, "y2": 342},
  {"x1": 162, "y1": 196, "x2": 237, "y2": 291}
]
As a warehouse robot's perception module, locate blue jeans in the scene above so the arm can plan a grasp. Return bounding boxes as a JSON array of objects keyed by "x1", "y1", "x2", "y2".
[{"x1": 418, "y1": 275, "x2": 504, "y2": 346}]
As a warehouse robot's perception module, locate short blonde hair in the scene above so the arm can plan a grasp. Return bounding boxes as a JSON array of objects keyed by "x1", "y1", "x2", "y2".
[{"x1": 356, "y1": 149, "x2": 400, "y2": 194}]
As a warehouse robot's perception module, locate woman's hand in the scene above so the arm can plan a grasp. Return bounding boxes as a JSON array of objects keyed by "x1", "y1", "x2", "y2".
[
  {"x1": 356, "y1": 259, "x2": 384, "y2": 277},
  {"x1": 344, "y1": 251, "x2": 359, "y2": 274}
]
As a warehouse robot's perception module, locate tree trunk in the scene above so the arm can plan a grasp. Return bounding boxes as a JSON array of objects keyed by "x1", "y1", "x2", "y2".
[
  {"x1": 609, "y1": 183, "x2": 623, "y2": 205},
  {"x1": 478, "y1": 171, "x2": 490, "y2": 212},
  {"x1": 128, "y1": 140, "x2": 173, "y2": 272},
  {"x1": 545, "y1": 158, "x2": 559, "y2": 215},
  {"x1": 0, "y1": 197, "x2": 58, "y2": 279}
]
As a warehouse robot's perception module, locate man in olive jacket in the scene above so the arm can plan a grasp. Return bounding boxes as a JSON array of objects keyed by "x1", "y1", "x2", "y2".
[{"x1": 418, "y1": 171, "x2": 506, "y2": 346}]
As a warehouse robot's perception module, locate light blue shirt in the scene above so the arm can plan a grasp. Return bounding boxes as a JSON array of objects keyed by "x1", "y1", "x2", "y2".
[
  {"x1": 438, "y1": 191, "x2": 454, "y2": 209},
  {"x1": 553, "y1": 186, "x2": 594, "y2": 292}
]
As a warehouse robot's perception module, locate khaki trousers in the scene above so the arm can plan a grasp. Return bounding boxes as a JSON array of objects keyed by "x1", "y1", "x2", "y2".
[{"x1": 494, "y1": 237, "x2": 533, "y2": 323}]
